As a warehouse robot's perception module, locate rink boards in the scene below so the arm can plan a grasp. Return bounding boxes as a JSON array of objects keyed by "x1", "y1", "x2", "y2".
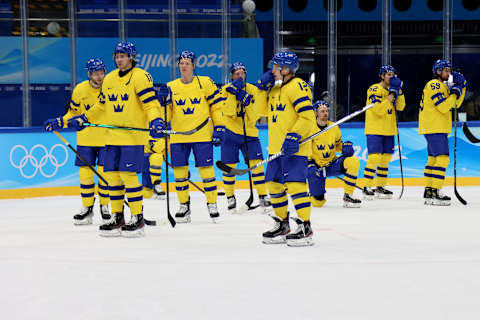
[{"x1": 1, "y1": 122, "x2": 479, "y2": 199}]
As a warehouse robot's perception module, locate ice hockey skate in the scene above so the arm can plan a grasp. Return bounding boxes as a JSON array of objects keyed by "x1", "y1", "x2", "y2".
[
  {"x1": 100, "y1": 204, "x2": 111, "y2": 223},
  {"x1": 99, "y1": 212, "x2": 125, "y2": 237},
  {"x1": 262, "y1": 214, "x2": 290, "y2": 244},
  {"x1": 431, "y1": 188, "x2": 451, "y2": 206},
  {"x1": 153, "y1": 181, "x2": 166, "y2": 200},
  {"x1": 375, "y1": 186, "x2": 393, "y2": 199},
  {"x1": 363, "y1": 187, "x2": 375, "y2": 200},
  {"x1": 207, "y1": 203, "x2": 220, "y2": 222},
  {"x1": 423, "y1": 187, "x2": 433, "y2": 205},
  {"x1": 227, "y1": 195, "x2": 237, "y2": 213},
  {"x1": 259, "y1": 195, "x2": 272, "y2": 213},
  {"x1": 286, "y1": 218, "x2": 314, "y2": 247},
  {"x1": 73, "y1": 206, "x2": 93, "y2": 225},
  {"x1": 175, "y1": 201, "x2": 191, "y2": 223},
  {"x1": 343, "y1": 193, "x2": 361, "y2": 208},
  {"x1": 121, "y1": 213, "x2": 145, "y2": 237}
]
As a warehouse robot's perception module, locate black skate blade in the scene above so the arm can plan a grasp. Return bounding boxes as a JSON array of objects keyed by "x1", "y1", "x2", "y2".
[{"x1": 144, "y1": 218, "x2": 157, "y2": 226}]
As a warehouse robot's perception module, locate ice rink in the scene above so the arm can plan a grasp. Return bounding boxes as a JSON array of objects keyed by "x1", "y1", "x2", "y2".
[{"x1": 1, "y1": 186, "x2": 480, "y2": 320}]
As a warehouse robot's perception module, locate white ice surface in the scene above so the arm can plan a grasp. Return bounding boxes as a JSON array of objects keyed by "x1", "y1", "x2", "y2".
[{"x1": 1, "y1": 186, "x2": 480, "y2": 320}]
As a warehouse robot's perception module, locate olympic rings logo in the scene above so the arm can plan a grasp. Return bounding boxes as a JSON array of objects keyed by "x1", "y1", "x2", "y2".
[{"x1": 9, "y1": 144, "x2": 68, "y2": 179}]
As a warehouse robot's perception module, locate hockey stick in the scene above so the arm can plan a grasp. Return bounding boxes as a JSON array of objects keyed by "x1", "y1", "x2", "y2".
[
  {"x1": 335, "y1": 176, "x2": 363, "y2": 191},
  {"x1": 453, "y1": 107, "x2": 467, "y2": 205},
  {"x1": 239, "y1": 102, "x2": 260, "y2": 212},
  {"x1": 462, "y1": 122, "x2": 480, "y2": 143},
  {"x1": 162, "y1": 100, "x2": 176, "y2": 227},
  {"x1": 217, "y1": 103, "x2": 375, "y2": 176},
  {"x1": 394, "y1": 104, "x2": 405, "y2": 200},
  {"x1": 53, "y1": 131, "x2": 158, "y2": 225},
  {"x1": 83, "y1": 117, "x2": 210, "y2": 135}
]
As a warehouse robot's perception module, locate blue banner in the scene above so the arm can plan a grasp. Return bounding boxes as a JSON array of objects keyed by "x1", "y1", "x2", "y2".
[
  {"x1": 0, "y1": 37, "x2": 263, "y2": 84},
  {"x1": 1, "y1": 123, "x2": 479, "y2": 190}
]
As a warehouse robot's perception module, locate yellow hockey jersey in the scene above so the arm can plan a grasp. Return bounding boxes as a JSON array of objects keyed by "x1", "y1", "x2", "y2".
[
  {"x1": 364, "y1": 83, "x2": 405, "y2": 136},
  {"x1": 258, "y1": 77, "x2": 316, "y2": 156},
  {"x1": 214, "y1": 82, "x2": 267, "y2": 137},
  {"x1": 86, "y1": 67, "x2": 161, "y2": 146},
  {"x1": 311, "y1": 121, "x2": 343, "y2": 166},
  {"x1": 418, "y1": 78, "x2": 466, "y2": 134},
  {"x1": 62, "y1": 80, "x2": 105, "y2": 147},
  {"x1": 165, "y1": 76, "x2": 220, "y2": 144}
]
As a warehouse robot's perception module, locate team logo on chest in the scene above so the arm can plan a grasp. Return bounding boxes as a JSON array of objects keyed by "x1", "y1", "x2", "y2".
[{"x1": 84, "y1": 104, "x2": 91, "y2": 111}]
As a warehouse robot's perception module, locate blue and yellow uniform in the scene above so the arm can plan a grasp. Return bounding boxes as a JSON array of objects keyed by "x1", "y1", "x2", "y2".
[
  {"x1": 259, "y1": 77, "x2": 316, "y2": 222},
  {"x1": 215, "y1": 82, "x2": 268, "y2": 198},
  {"x1": 419, "y1": 78, "x2": 465, "y2": 190},
  {"x1": 164, "y1": 76, "x2": 221, "y2": 205},
  {"x1": 86, "y1": 67, "x2": 161, "y2": 216},
  {"x1": 62, "y1": 80, "x2": 109, "y2": 208},
  {"x1": 362, "y1": 82, "x2": 405, "y2": 188},
  {"x1": 308, "y1": 121, "x2": 360, "y2": 206}
]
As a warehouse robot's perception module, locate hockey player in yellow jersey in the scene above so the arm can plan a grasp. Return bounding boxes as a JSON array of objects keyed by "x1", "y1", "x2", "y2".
[
  {"x1": 214, "y1": 62, "x2": 271, "y2": 213},
  {"x1": 361, "y1": 65, "x2": 405, "y2": 200},
  {"x1": 308, "y1": 100, "x2": 361, "y2": 208},
  {"x1": 44, "y1": 58, "x2": 111, "y2": 225},
  {"x1": 67, "y1": 42, "x2": 164, "y2": 237},
  {"x1": 419, "y1": 59, "x2": 467, "y2": 206},
  {"x1": 255, "y1": 52, "x2": 316, "y2": 247},
  {"x1": 161, "y1": 50, "x2": 222, "y2": 223}
]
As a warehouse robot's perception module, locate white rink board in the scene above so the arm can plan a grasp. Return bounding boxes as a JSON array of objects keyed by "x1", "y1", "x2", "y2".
[{"x1": 1, "y1": 187, "x2": 480, "y2": 320}]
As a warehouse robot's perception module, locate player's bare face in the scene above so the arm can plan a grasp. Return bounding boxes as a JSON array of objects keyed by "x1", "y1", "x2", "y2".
[
  {"x1": 316, "y1": 105, "x2": 329, "y2": 123},
  {"x1": 231, "y1": 69, "x2": 246, "y2": 82},
  {"x1": 272, "y1": 64, "x2": 284, "y2": 81},
  {"x1": 439, "y1": 68, "x2": 451, "y2": 81},
  {"x1": 179, "y1": 59, "x2": 194, "y2": 77},
  {"x1": 115, "y1": 53, "x2": 132, "y2": 71},
  {"x1": 89, "y1": 70, "x2": 105, "y2": 88}
]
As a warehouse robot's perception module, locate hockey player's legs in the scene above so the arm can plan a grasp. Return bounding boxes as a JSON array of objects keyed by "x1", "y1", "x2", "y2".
[
  {"x1": 220, "y1": 134, "x2": 241, "y2": 197},
  {"x1": 198, "y1": 166, "x2": 218, "y2": 204},
  {"x1": 424, "y1": 134, "x2": 449, "y2": 189},
  {"x1": 149, "y1": 152, "x2": 163, "y2": 184},
  {"x1": 264, "y1": 181, "x2": 290, "y2": 244},
  {"x1": 340, "y1": 156, "x2": 360, "y2": 195},
  {"x1": 79, "y1": 166, "x2": 95, "y2": 207},
  {"x1": 423, "y1": 156, "x2": 436, "y2": 188},
  {"x1": 120, "y1": 172, "x2": 143, "y2": 215},
  {"x1": 307, "y1": 162, "x2": 326, "y2": 207},
  {"x1": 96, "y1": 147, "x2": 109, "y2": 206},
  {"x1": 173, "y1": 166, "x2": 190, "y2": 203},
  {"x1": 376, "y1": 153, "x2": 393, "y2": 187},
  {"x1": 265, "y1": 158, "x2": 289, "y2": 220},
  {"x1": 250, "y1": 160, "x2": 267, "y2": 196},
  {"x1": 241, "y1": 137, "x2": 267, "y2": 196},
  {"x1": 170, "y1": 143, "x2": 192, "y2": 204}
]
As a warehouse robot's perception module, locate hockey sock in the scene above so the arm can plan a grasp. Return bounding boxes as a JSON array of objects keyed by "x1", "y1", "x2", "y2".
[
  {"x1": 97, "y1": 165, "x2": 109, "y2": 206},
  {"x1": 120, "y1": 171, "x2": 143, "y2": 215},
  {"x1": 430, "y1": 155, "x2": 449, "y2": 190},
  {"x1": 267, "y1": 182, "x2": 288, "y2": 220},
  {"x1": 222, "y1": 163, "x2": 237, "y2": 197},
  {"x1": 79, "y1": 166, "x2": 95, "y2": 207},
  {"x1": 376, "y1": 153, "x2": 392, "y2": 187},
  {"x1": 106, "y1": 171, "x2": 125, "y2": 213},
  {"x1": 363, "y1": 153, "x2": 381, "y2": 187},
  {"x1": 343, "y1": 157, "x2": 360, "y2": 195},
  {"x1": 423, "y1": 156, "x2": 436, "y2": 188},
  {"x1": 199, "y1": 166, "x2": 218, "y2": 204},
  {"x1": 173, "y1": 166, "x2": 190, "y2": 204},
  {"x1": 149, "y1": 152, "x2": 163, "y2": 185},
  {"x1": 250, "y1": 159, "x2": 267, "y2": 196},
  {"x1": 286, "y1": 182, "x2": 311, "y2": 221}
]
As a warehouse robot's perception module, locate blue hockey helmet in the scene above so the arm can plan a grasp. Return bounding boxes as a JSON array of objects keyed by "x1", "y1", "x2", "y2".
[
  {"x1": 272, "y1": 51, "x2": 299, "y2": 73},
  {"x1": 178, "y1": 50, "x2": 195, "y2": 63},
  {"x1": 114, "y1": 41, "x2": 137, "y2": 59},
  {"x1": 313, "y1": 100, "x2": 329, "y2": 111},
  {"x1": 85, "y1": 58, "x2": 106, "y2": 74},
  {"x1": 229, "y1": 62, "x2": 247, "y2": 75},
  {"x1": 432, "y1": 59, "x2": 452, "y2": 73},
  {"x1": 379, "y1": 65, "x2": 397, "y2": 77}
]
